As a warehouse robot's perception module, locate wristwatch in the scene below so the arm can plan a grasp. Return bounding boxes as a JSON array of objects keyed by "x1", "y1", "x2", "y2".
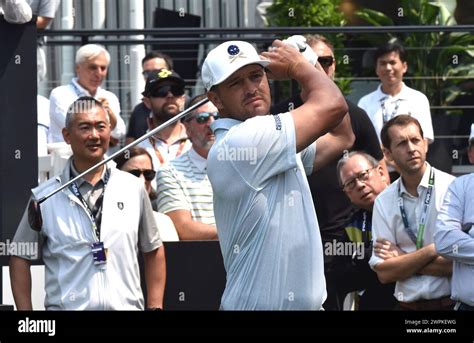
[{"x1": 145, "y1": 307, "x2": 162, "y2": 311}]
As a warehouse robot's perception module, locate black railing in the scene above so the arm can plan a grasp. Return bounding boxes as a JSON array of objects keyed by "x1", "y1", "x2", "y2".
[{"x1": 41, "y1": 25, "x2": 474, "y2": 45}]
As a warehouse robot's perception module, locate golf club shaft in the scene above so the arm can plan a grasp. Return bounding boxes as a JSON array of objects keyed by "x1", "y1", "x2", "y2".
[{"x1": 37, "y1": 97, "x2": 210, "y2": 204}]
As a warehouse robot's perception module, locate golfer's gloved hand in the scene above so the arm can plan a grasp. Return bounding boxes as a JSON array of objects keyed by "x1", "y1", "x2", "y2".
[{"x1": 282, "y1": 35, "x2": 318, "y2": 66}]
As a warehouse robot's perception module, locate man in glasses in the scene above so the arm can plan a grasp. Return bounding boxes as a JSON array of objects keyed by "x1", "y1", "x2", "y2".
[
  {"x1": 126, "y1": 51, "x2": 174, "y2": 145},
  {"x1": 138, "y1": 68, "x2": 191, "y2": 173},
  {"x1": 369, "y1": 115, "x2": 454, "y2": 310},
  {"x1": 334, "y1": 151, "x2": 396, "y2": 310},
  {"x1": 156, "y1": 94, "x2": 218, "y2": 240},
  {"x1": 271, "y1": 34, "x2": 387, "y2": 310},
  {"x1": 10, "y1": 97, "x2": 165, "y2": 310}
]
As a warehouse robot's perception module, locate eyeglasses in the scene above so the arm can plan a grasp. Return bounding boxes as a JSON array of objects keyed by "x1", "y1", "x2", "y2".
[
  {"x1": 318, "y1": 56, "x2": 335, "y2": 68},
  {"x1": 186, "y1": 111, "x2": 220, "y2": 124},
  {"x1": 126, "y1": 169, "x2": 156, "y2": 181},
  {"x1": 341, "y1": 167, "x2": 377, "y2": 191},
  {"x1": 149, "y1": 85, "x2": 185, "y2": 98}
]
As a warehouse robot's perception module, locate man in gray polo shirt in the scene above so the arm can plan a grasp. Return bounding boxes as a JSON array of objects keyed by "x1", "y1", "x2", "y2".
[{"x1": 202, "y1": 39, "x2": 353, "y2": 310}]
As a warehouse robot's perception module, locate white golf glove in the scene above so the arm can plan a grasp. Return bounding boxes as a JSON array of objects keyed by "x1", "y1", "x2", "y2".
[{"x1": 282, "y1": 35, "x2": 318, "y2": 66}]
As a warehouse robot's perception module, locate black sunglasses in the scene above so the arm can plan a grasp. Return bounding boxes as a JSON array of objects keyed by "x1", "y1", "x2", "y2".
[
  {"x1": 187, "y1": 111, "x2": 220, "y2": 124},
  {"x1": 126, "y1": 169, "x2": 156, "y2": 181},
  {"x1": 142, "y1": 70, "x2": 155, "y2": 80},
  {"x1": 150, "y1": 84, "x2": 185, "y2": 98},
  {"x1": 318, "y1": 56, "x2": 335, "y2": 68}
]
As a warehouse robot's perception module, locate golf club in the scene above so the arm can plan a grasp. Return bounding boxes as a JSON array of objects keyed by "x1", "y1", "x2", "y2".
[{"x1": 28, "y1": 97, "x2": 210, "y2": 231}]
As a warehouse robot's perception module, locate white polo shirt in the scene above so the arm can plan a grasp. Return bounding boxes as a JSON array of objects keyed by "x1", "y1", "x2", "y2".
[
  {"x1": 48, "y1": 78, "x2": 126, "y2": 143},
  {"x1": 207, "y1": 112, "x2": 326, "y2": 310},
  {"x1": 358, "y1": 83, "x2": 434, "y2": 143},
  {"x1": 370, "y1": 163, "x2": 454, "y2": 302}
]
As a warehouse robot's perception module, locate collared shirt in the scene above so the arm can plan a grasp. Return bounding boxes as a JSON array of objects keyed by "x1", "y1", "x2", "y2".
[
  {"x1": 370, "y1": 163, "x2": 455, "y2": 302},
  {"x1": 137, "y1": 124, "x2": 191, "y2": 172},
  {"x1": 358, "y1": 83, "x2": 434, "y2": 143},
  {"x1": 435, "y1": 173, "x2": 474, "y2": 305},
  {"x1": 207, "y1": 112, "x2": 325, "y2": 310},
  {"x1": 48, "y1": 77, "x2": 126, "y2": 143},
  {"x1": 11, "y1": 158, "x2": 161, "y2": 310},
  {"x1": 13, "y1": 158, "x2": 159, "y2": 260},
  {"x1": 156, "y1": 147, "x2": 215, "y2": 225},
  {"x1": 69, "y1": 161, "x2": 107, "y2": 209}
]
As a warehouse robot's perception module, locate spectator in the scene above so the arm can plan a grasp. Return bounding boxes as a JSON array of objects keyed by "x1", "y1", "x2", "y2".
[
  {"x1": 369, "y1": 115, "x2": 454, "y2": 310},
  {"x1": 335, "y1": 151, "x2": 396, "y2": 310},
  {"x1": 0, "y1": 0, "x2": 32, "y2": 24},
  {"x1": 156, "y1": 94, "x2": 218, "y2": 241},
  {"x1": 10, "y1": 97, "x2": 165, "y2": 310},
  {"x1": 126, "y1": 51, "x2": 174, "y2": 145},
  {"x1": 435, "y1": 172, "x2": 474, "y2": 311},
  {"x1": 115, "y1": 146, "x2": 179, "y2": 242},
  {"x1": 358, "y1": 40, "x2": 434, "y2": 181},
  {"x1": 138, "y1": 68, "x2": 191, "y2": 172},
  {"x1": 49, "y1": 44, "x2": 126, "y2": 150},
  {"x1": 28, "y1": 0, "x2": 60, "y2": 81}
]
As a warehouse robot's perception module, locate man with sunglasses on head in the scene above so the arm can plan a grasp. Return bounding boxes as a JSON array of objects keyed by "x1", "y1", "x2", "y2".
[
  {"x1": 271, "y1": 34, "x2": 387, "y2": 310},
  {"x1": 138, "y1": 69, "x2": 192, "y2": 174},
  {"x1": 156, "y1": 94, "x2": 218, "y2": 240},
  {"x1": 334, "y1": 151, "x2": 396, "y2": 310},
  {"x1": 126, "y1": 51, "x2": 174, "y2": 145}
]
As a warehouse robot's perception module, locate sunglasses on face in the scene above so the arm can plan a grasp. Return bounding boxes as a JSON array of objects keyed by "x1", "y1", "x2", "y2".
[
  {"x1": 126, "y1": 169, "x2": 156, "y2": 181},
  {"x1": 318, "y1": 56, "x2": 335, "y2": 68},
  {"x1": 142, "y1": 70, "x2": 155, "y2": 80},
  {"x1": 150, "y1": 84, "x2": 185, "y2": 98},
  {"x1": 187, "y1": 111, "x2": 220, "y2": 124}
]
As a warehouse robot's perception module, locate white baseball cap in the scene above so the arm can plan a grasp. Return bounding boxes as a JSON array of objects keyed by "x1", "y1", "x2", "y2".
[{"x1": 201, "y1": 41, "x2": 270, "y2": 91}]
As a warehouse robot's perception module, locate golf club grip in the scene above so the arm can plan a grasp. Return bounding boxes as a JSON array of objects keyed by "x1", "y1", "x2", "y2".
[{"x1": 37, "y1": 97, "x2": 210, "y2": 204}]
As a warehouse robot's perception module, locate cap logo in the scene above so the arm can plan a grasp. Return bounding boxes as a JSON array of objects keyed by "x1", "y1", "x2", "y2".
[
  {"x1": 227, "y1": 44, "x2": 245, "y2": 63},
  {"x1": 158, "y1": 69, "x2": 172, "y2": 78}
]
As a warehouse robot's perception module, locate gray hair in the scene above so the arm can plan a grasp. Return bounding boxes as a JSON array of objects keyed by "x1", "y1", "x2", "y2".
[
  {"x1": 336, "y1": 151, "x2": 380, "y2": 186},
  {"x1": 65, "y1": 96, "x2": 109, "y2": 129},
  {"x1": 75, "y1": 44, "x2": 110, "y2": 65}
]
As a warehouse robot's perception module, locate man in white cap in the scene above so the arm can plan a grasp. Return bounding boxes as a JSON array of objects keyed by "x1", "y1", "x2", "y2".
[
  {"x1": 202, "y1": 39, "x2": 353, "y2": 310},
  {"x1": 468, "y1": 124, "x2": 474, "y2": 164}
]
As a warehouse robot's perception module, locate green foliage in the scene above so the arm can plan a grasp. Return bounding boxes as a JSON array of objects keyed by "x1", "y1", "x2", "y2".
[
  {"x1": 266, "y1": 0, "x2": 352, "y2": 95},
  {"x1": 356, "y1": 0, "x2": 474, "y2": 110}
]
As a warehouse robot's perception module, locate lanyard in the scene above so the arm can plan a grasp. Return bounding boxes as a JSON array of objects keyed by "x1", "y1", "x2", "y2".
[
  {"x1": 69, "y1": 168, "x2": 110, "y2": 241},
  {"x1": 149, "y1": 137, "x2": 186, "y2": 166},
  {"x1": 380, "y1": 96, "x2": 401, "y2": 123},
  {"x1": 361, "y1": 210, "x2": 369, "y2": 244},
  {"x1": 398, "y1": 167, "x2": 435, "y2": 249}
]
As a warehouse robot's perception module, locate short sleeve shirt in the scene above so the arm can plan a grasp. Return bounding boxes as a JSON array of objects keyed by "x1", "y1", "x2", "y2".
[{"x1": 207, "y1": 112, "x2": 326, "y2": 310}]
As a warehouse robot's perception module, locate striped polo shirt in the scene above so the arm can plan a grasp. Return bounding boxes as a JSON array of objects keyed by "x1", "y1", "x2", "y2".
[{"x1": 156, "y1": 148, "x2": 215, "y2": 225}]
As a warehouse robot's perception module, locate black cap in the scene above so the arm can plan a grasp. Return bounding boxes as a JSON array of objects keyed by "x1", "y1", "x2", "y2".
[{"x1": 142, "y1": 68, "x2": 185, "y2": 97}]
